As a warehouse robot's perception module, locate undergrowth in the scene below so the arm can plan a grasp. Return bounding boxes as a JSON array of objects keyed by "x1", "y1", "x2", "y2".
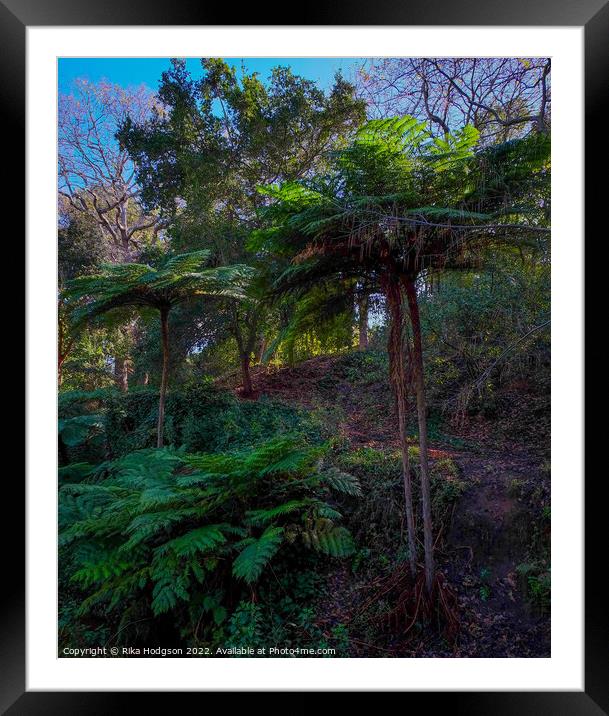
[
  {"x1": 334, "y1": 447, "x2": 465, "y2": 574},
  {"x1": 59, "y1": 436, "x2": 360, "y2": 654},
  {"x1": 59, "y1": 383, "x2": 320, "y2": 463}
]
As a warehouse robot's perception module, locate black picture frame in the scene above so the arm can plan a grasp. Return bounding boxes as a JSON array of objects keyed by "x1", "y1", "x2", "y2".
[{"x1": 5, "y1": 0, "x2": 604, "y2": 709}]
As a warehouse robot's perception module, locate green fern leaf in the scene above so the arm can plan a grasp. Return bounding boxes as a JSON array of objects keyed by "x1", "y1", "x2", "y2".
[
  {"x1": 156, "y1": 524, "x2": 229, "y2": 558},
  {"x1": 313, "y1": 526, "x2": 356, "y2": 558},
  {"x1": 71, "y1": 553, "x2": 132, "y2": 588},
  {"x1": 322, "y1": 468, "x2": 362, "y2": 496},
  {"x1": 245, "y1": 500, "x2": 312, "y2": 526},
  {"x1": 151, "y1": 583, "x2": 179, "y2": 615},
  {"x1": 314, "y1": 503, "x2": 343, "y2": 520},
  {"x1": 232, "y1": 526, "x2": 284, "y2": 583}
]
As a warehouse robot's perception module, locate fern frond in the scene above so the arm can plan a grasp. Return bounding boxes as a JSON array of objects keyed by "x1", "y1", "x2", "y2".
[
  {"x1": 314, "y1": 503, "x2": 343, "y2": 521},
  {"x1": 232, "y1": 526, "x2": 284, "y2": 583},
  {"x1": 315, "y1": 526, "x2": 356, "y2": 557},
  {"x1": 302, "y1": 524, "x2": 355, "y2": 558},
  {"x1": 71, "y1": 553, "x2": 132, "y2": 589},
  {"x1": 121, "y1": 507, "x2": 212, "y2": 550},
  {"x1": 156, "y1": 524, "x2": 229, "y2": 558},
  {"x1": 322, "y1": 468, "x2": 362, "y2": 496},
  {"x1": 245, "y1": 500, "x2": 312, "y2": 526}
]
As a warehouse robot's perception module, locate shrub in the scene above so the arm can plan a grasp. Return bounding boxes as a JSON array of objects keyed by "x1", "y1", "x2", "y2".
[
  {"x1": 334, "y1": 448, "x2": 465, "y2": 566},
  {"x1": 60, "y1": 383, "x2": 316, "y2": 461},
  {"x1": 58, "y1": 414, "x2": 107, "y2": 465},
  {"x1": 516, "y1": 562, "x2": 551, "y2": 614},
  {"x1": 58, "y1": 437, "x2": 359, "y2": 650}
]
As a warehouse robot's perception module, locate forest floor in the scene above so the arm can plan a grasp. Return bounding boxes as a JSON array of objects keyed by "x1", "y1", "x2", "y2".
[
  {"x1": 221, "y1": 353, "x2": 551, "y2": 658},
  {"x1": 315, "y1": 446, "x2": 550, "y2": 658}
]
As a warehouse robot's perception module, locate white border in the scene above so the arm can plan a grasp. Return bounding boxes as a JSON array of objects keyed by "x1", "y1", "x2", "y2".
[{"x1": 27, "y1": 26, "x2": 583, "y2": 691}]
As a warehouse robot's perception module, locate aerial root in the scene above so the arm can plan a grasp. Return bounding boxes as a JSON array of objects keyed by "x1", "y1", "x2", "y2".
[{"x1": 358, "y1": 566, "x2": 460, "y2": 642}]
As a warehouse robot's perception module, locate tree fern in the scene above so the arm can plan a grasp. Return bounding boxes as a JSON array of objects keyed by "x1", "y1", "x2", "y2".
[
  {"x1": 254, "y1": 115, "x2": 550, "y2": 591},
  {"x1": 65, "y1": 251, "x2": 253, "y2": 447},
  {"x1": 59, "y1": 437, "x2": 358, "y2": 637}
]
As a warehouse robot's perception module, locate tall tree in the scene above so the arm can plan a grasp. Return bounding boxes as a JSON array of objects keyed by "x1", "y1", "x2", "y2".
[
  {"x1": 252, "y1": 117, "x2": 550, "y2": 593},
  {"x1": 66, "y1": 251, "x2": 252, "y2": 447},
  {"x1": 59, "y1": 80, "x2": 169, "y2": 391},
  {"x1": 119, "y1": 59, "x2": 366, "y2": 394},
  {"x1": 58, "y1": 207, "x2": 107, "y2": 386},
  {"x1": 58, "y1": 79, "x2": 164, "y2": 261}
]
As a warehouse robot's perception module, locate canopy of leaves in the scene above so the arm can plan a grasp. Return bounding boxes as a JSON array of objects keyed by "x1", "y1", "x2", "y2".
[
  {"x1": 65, "y1": 250, "x2": 254, "y2": 324},
  {"x1": 119, "y1": 59, "x2": 366, "y2": 219},
  {"x1": 251, "y1": 116, "x2": 549, "y2": 300}
]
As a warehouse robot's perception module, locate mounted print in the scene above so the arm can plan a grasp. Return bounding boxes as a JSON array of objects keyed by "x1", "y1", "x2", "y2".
[
  {"x1": 14, "y1": 14, "x2": 598, "y2": 705},
  {"x1": 57, "y1": 55, "x2": 551, "y2": 660}
]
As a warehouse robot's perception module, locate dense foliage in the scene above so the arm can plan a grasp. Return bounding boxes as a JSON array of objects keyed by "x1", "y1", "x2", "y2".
[
  {"x1": 59, "y1": 437, "x2": 361, "y2": 648},
  {"x1": 57, "y1": 58, "x2": 551, "y2": 658}
]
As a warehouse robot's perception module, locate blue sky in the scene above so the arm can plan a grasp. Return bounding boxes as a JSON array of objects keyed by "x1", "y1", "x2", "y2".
[{"x1": 58, "y1": 57, "x2": 366, "y2": 95}]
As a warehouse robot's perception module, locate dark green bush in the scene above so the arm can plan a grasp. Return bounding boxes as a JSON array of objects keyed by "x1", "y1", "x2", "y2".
[
  {"x1": 58, "y1": 437, "x2": 359, "y2": 652},
  {"x1": 334, "y1": 447, "x2": 465, "y2": 569},
  {"x1": 59, "y1": 382, "x2": 317, "y2": 462}
]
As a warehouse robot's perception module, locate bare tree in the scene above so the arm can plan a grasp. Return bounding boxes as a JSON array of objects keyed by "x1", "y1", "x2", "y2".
[
  {"x1": 356, "y1": 58, "x2": 551, "y2": 142},
  {"x1": 58, "y1": 79, "x2": 164, "y2": 260}
]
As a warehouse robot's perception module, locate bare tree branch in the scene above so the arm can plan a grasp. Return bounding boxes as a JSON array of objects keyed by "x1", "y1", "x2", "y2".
[
  {"x1": 355, "y1": 58, "x2": 551, "y2": 142},
  {"x1": 58, "y1": 79, "x2": 164, "y2": 259}
]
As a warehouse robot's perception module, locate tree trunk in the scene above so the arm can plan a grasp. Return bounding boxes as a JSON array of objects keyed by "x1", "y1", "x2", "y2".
[
  {"x1": 257, "y1": 334, "x2": 267, "y2": 364},
  {"x1": 58, "y1": 345, "x2": 75, "y2": 387},
  {"x1": 156, "y1": 307, "x2": 170, "y2": 449},
  {"x1": 114, "y1": 357, "x2": 129, "y2": 393},
  {"x1": 404, "y1": 276, "x2": 435, "y2": 593},
  {"x1": 240, "y1": 351, "x2": 253, "y2": 397},
  {"x1": 384, "y1": 279, "x2": 417, "y2": 578},
  {"x1": 287, "y1": 342, "x2": 295, "y2": 368},
  {"x1": 358, "y1": 292, "x2": 369, "y2": 351}
]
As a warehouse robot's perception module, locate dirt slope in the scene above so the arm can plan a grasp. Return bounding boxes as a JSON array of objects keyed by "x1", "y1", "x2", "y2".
[{"x1": 221, "y1": 354, "x2": 550, "y2": 657}]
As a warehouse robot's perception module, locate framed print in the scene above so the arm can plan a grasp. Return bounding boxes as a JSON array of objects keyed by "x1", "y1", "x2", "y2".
[{"x1": 4, "y1": 0, "x2": 605, "y2": 708}]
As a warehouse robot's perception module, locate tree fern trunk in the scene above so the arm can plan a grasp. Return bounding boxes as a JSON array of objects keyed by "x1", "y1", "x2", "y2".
[
  {"x1": 114, "y1": 357, "x2": 129, "y2": 393},
  {"x1": 241, "y1": 351, "x2": 253, "y2": 397},
  {"x1": 358, "y1": 292, "x2": 369, "y2": 350},
  {"x1": 157, "y1": 307, "x2": 170, "y2": 449},
  {"x1": 385, "y1": 279, "x2": 417, "y2": 578},
  {"x1": 404, "y1": 277, "x2": 435, "y2": 593}
]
